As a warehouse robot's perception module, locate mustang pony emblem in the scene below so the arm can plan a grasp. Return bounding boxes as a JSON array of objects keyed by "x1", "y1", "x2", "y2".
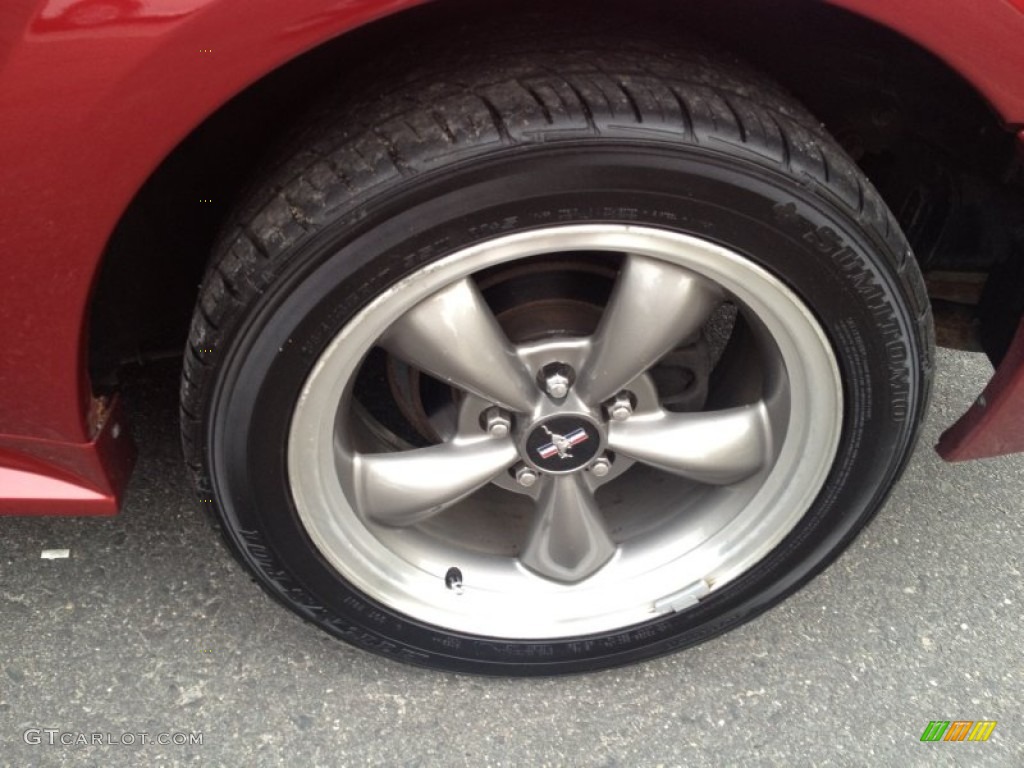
[{"x1": 537, "y1": 425, "x2": 589, "y2": 460}]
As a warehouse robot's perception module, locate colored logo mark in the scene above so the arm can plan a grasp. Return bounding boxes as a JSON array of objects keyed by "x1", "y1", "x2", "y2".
[
  {"x1": 920, "y1": 721, "x2": 997, "y2": 742},
  {"x1": 537, "y1": 426, "x2": 588, "y2": 459}
]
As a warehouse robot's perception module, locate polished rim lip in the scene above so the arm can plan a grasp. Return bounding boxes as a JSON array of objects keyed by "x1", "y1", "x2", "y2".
[{"x1": 287, "y1": 225, "x2": 843, "y2": 639}]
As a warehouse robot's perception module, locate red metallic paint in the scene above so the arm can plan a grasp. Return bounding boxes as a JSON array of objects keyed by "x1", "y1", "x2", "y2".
[
  {"x1": 0, "y1": 397, "x2": 134, "y2": 514},
  {"x1": 0, "y1": 0, "x2": 1022, "y2": 514},
  {"x1": 0, "y1": 0, "x2": 427, "y2": 514},
  {"x1": 831, "y1": 0, "x2": 1024, "y2": 126},
  {"x1": 938, "y1": 318, "x2": 1024, "y2": 461}
]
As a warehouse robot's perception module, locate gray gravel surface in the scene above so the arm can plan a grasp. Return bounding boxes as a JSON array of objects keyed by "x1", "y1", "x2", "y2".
[{"x1": 1, "y1": 349, "x2": 1021, "y2": 767}]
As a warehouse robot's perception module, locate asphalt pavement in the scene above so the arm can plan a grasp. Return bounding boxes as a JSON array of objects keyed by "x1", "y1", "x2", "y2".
[{"x1": 1, "y1": 349, "x2": 1021, "y2": 767}]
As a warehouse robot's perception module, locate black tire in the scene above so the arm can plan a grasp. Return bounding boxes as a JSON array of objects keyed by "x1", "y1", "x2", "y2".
[{"x1": 181, "y1": 32, "x2": 933, "y2": 675}]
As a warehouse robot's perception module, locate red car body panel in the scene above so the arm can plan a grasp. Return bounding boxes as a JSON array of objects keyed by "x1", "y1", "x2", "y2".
[
  {"x1": 0, "y1": 0, "x2": 1022, "y2": 515},
  {"x1": 831, "y1": 0, "x2": 1024, "y2": 125},
  {"x1": 938, "y1": 317, "x2": 1024, "y2": 460}
]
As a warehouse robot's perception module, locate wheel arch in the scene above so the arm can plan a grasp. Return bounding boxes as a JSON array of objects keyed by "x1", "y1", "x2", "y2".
[
  {"x1": 71, "y1": 0, "x2": 1024, "y2": 518},
  {"x1": 5, "y1": 0, "x2": 1021, "y2": 516},
  {"x1": 87, "y1": 0, "x2": 1024, "y2": 384}
]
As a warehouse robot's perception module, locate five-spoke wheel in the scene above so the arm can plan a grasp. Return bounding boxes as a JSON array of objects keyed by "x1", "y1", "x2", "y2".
[
  {"x1": 288, "y1": 226, "x2": 842, "y2": 638},
  {"x1": 183, "y1": 35, "x2": 930, "y2": 673}
]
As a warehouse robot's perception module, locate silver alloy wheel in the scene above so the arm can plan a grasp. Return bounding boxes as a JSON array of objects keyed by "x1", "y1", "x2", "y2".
[{"x1": 288, "y1": 225, "x2": 842, "y2": 639}]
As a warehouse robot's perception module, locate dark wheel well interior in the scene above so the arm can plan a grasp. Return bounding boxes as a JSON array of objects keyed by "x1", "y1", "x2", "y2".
[{"x1": 87, "y1": 0, "x2": 1024, "y2": 391}]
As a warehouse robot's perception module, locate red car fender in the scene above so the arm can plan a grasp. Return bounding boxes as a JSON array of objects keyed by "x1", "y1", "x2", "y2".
[
  {"x1": 938, "y1": 316, "x2": 1024, "y2": 461},
  {"x1": 0, "y1": 0, "x2": 428, "y2": 513},
  {"x1": 832, "y1": 0, "x2": 1024, "y2": 123},
  {"x1": 0, "y1": 0, "x2": 1021, "y2": 514}
]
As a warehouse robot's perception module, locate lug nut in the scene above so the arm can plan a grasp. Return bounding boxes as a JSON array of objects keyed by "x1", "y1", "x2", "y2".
[
  {"x1": 606, "y1": 392, "x2": 634, "y2": 422},
  {"x1": 544, "y1": 373, "x2": 571, "y2": 399},
  {"x1": 538, "y1": 362, "x2": 575, "y2": 400},
  {"x1": 590, "y1": 457, "x2": 612, "y2": 477},
  {"x1": 515, "y1": 465, "x2": 539, "y2": 487},
  {"x1": 482, "y1": 407, "x2": 512, "y2": 438}
]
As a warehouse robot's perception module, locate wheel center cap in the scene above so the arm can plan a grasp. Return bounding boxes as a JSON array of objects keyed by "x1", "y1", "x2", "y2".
[{"x1": 522, "y1": 415, "x2": 603, "y2": 473}]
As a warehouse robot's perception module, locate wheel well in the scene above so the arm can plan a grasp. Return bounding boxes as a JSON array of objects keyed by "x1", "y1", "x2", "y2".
[{"x1": 87, "y1": 0, "x2": 1024, "y2": 389}]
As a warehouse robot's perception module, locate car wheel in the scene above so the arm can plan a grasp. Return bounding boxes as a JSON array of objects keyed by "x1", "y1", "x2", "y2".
[{"x1": 181, "y1": 35, "x2": 932, "y2": 674}]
